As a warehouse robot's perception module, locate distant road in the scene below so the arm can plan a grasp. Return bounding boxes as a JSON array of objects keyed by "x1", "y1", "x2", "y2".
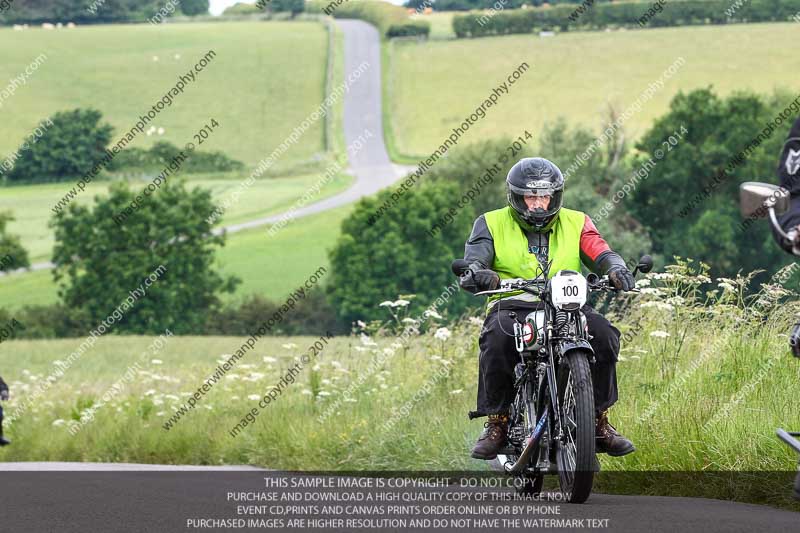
[{"x1": 3, "y1": 19, "x2": 410, "y2": 275}]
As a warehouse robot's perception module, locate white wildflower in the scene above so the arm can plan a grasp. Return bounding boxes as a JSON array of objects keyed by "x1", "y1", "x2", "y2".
[
  {"x1": 718, "y1": 282, "x2": 735, "y2": 292},
  {"x1": 282, "y1": 343, "x2": 297, "y2": 350},
  {"x1": 651, "y1": 273, "x2": 675, "y2": 281},
  {"x1": 636, "y1": 278, "x2": 651, "y2": 287},
  {"x1": 263, "y1": 356, "x2": 277, "y2": 363},
  {"x1": 318, "y1": 391, "x2": 331, "y2": 397},
  {"x1": 359, "y1": 334, "x2": 377, "y2": 347},
  {"x1": 434, "y1": 327, "x2": 452, "y2": 341},
  {"x1": 52, "y1": 419, "x2": 65, "y2": 427},
  {"x1": 302, "y1": 389, "x2": 312, "y2": 395},
  {"x1": 151, "y1": 359, "x2": 163, "y2": 365},
  {"x1": 379, "y1": 301, "x2": 394, "y2": 307},
  {"x1": 424, "y1": 310, "x2": 443, "y2": 320},
  {"x1": 356, "y1": 320, "x2": 366, "y2": 328},
  {"x1": 650, "y1": 330, "x2": 670, "y2": 338},
  {"x1": 394, "y1": 299, "x2": 411, "y2": 307},
  {"x1": 144, "y1": 389, "x2": 156, "y2": 396},
  {"x1": 639, "y1": 288, "x2": 664, "y2": 296},
  {"x1": 248, "y1": 395, "x2": 260, "y2": 401},
  {"x1": 450, "y1": 389, "x2": 463, "y2": 395}
]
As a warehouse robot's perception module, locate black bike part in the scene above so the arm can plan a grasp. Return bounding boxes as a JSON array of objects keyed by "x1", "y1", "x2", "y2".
[
  {"x1": 555, "y1": 349, "x2": 596, "y2": 504},
  {"x1": 633, "y1": 254, "x2": 654, "y2": 275},
  {"x1": 468, "y1": 410, "x2": 487, "y2": 420},
  {"x1": 790, "y1": 322, "x2": 800, "y2": 358},
  {"x1": 558, "y1": 339, "x2": 594, "y2": 356}
]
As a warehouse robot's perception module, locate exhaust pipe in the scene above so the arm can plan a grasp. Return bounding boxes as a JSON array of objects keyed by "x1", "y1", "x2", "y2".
[{"x1": 504, "y1": 411, "x2": 548, "y2": 474}]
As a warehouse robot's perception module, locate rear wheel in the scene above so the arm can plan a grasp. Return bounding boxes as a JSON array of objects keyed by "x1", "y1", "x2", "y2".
[{"x1": 555, "y1": 350, "x2": 595, "y2": 503}]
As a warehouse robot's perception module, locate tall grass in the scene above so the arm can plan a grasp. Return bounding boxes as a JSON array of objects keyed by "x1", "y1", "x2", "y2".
[{"x1": 1, "y1": 261, "x2": 798, "y2": 507}]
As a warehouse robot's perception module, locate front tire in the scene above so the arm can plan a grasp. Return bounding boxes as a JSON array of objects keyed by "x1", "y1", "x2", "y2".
[{"x1": 555, "y1": 350, "x2": 595, "y2": 503}]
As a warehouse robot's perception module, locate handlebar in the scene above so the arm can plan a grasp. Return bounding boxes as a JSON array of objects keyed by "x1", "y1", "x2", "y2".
[{"x1": 473, "y1": 274, "x2": 635, "y2": 297}]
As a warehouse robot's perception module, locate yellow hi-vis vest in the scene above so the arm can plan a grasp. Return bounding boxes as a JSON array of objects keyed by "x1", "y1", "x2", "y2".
[{"x1": 483, "y1": 206, "x2": 584, "y2": 305}]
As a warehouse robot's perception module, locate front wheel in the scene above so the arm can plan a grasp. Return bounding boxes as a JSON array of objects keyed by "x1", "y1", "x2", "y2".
[{"x1": 555, "y1": 350, "x2": 595, "y2": 503}]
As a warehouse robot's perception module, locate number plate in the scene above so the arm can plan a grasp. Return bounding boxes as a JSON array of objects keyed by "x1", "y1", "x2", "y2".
[{"x1": 550, "y1": 272, "x2": 587, "y2": 310}]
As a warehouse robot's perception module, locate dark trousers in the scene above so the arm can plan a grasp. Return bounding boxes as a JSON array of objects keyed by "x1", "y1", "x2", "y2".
[
  {"x1": 477, "y1": 302, "x2": 620, "y2": 417},
  {"x1": 0, "y1": 403, "x2": 4, "y2": 434}
]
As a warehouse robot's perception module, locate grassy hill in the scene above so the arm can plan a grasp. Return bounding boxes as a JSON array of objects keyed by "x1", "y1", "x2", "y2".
[
  {"x1": 0, "y1": 21, "x2": 329, "y2": 169},
  {"x1": 387, "y1": 22, "x2": 800, "y2": 158},
  {"x1": 0, "y1": 19, "x2": 352, "y2": 308}
]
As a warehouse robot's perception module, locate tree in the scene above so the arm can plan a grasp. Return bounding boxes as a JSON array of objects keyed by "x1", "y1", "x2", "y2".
[
  {"x1": 0, "y1": 212, "x2": 30, "y2": 272},
  {"x1": 629, "y1": 88, "x2": 791, "y2": 277},
  {"x1": 8, "y1": 109, "x2": 113, "y2": 183},
  {"x1": 328, "y1": 181, "x2": 475, "y2": 324},
  {"x1": 180, "y1": 0, "x2": 210, "y2": 16},
  {"x1": 50, "y1": 181, "x2": 239, "y2": 334},
  {"x1": 271, "y1": 0, "x2": 304, "y2": 16}
]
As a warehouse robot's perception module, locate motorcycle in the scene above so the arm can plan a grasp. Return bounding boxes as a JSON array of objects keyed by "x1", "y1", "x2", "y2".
[
  {"x1": 739, "y1": 181, "x2": 800, "y2": 500},
  {"x1": 452, "y1": 255, "x2": 652, "y2": 503}
]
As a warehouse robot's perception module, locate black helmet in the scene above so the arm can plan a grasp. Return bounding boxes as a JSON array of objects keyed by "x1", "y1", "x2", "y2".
[{"x1": 506, "y1": 157, "x2": 564, "y2": 232}]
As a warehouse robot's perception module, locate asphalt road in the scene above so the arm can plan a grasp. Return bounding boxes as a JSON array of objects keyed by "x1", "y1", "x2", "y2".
[{"x1": 0, "y1": 465, "x2": 797, "y2": 532}]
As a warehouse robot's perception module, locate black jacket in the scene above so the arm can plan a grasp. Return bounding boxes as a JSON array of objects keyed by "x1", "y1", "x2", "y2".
[
  {"x1": 0, "y1": 376, "x2": 7, "y2": 394},
  {"x1": 772, "y1": 116, "x2": 800, "y2": 253}
]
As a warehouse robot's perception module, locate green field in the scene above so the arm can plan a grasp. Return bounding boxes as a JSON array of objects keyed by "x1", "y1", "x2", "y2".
[
  {"x1": 0, "y1": 203, "x2": 352, "y2": 309},
  {"x1": 388, "y1": 23, "x2": 800, "y2": 158},
  {"x1": 0, "y1": 272, "x2": 798, "y2": 507},
  {"x1": 0, "y1": 21, "x2": 328, "y2": 169},
  {"x1": 0, "y1": 171, "x2": 351, "y2": 264},
  {"x1": 217, "y1": 204, "x2": 352, "y2": 301}
]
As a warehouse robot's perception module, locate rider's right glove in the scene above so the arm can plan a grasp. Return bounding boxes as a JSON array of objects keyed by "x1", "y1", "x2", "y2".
[
  {"x1": 608, "y1": 266, "x2": 635, "y2": 291},
  {"x1": 473, "y1": 269, "x2": 500, "y2": 291}
]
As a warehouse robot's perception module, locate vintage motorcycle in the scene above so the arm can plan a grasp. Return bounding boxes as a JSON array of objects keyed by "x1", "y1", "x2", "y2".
[
  {"x1": 739, "y1": 181, "x2": 800, "y2": 500},
  {"x1": 452, "y1": 255, "x2": 652, "y2": 503}
]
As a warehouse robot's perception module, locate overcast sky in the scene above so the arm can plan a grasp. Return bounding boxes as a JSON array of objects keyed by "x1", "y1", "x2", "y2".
[{"x1": 208, "y1": 0, "x2": 405, "y2": 16}]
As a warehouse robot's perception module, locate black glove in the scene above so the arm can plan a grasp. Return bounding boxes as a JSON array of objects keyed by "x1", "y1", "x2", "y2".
[
  {"x1": 608, "y1": 266, "x2": 635, "y2": 291},
  {"x1": 473, "y1": 269, "x2": 500, "y2": 291},
  {"x1": 0, "y1": 390, "x2": 8, "y2": 401}
]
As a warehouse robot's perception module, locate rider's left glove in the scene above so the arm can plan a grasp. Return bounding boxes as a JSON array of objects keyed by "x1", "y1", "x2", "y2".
[{"x1": 608, "y1": 266, "x2": 635, "y2": 291}]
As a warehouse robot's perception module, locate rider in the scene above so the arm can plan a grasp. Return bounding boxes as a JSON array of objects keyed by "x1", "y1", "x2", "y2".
[
  {"x1": 771, "y1": 114, "x2": 800, "y2": 254},
  {"x1": 0, "y1": 375, "x2": 9, "y2": 446},
  {"x1": 458, "y1": 157, "x2": 636, "y2": 460},
  {"x1": 771, "y1": 115, "x2": 800, "y2": 358},
  {"x1": 770, "y1": 115, "x2": 800, "y2": 499}
]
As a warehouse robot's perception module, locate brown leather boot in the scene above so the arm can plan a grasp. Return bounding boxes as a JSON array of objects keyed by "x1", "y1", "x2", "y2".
[
  {"x1": 595, "y1": 410, "x2": 634, "y2": 457},
  {"x1": 471, "y1": 414, "x2": 509, "y2": 460}
]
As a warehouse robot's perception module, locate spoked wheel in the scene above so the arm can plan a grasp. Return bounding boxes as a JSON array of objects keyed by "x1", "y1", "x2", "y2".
[{"x1": 555, "y1": 350, "x2": 595, "y2": 503}]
